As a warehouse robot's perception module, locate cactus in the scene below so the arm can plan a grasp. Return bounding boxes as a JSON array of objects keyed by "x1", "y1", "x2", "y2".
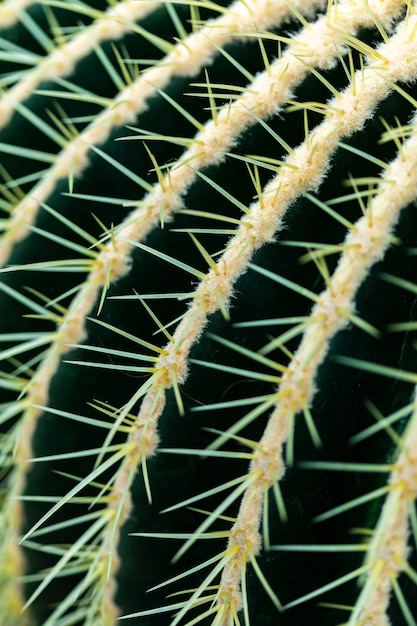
[{"x1": 1, "y1": 0, "x2": 417, "y2": 624}]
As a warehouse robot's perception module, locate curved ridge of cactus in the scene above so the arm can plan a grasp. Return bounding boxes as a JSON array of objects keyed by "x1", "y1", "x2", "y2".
[{"x1": 1, "y1": 0, "x2": 417, "y2": 624}]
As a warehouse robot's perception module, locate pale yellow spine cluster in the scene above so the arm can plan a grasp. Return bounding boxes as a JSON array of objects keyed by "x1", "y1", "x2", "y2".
[
  {"x1": 0, "y1": 0, "x2": 36, "y2": 27},
  {"x1": 348, "y1": 400, "x2": 417, "y2": 621},
  {"x1": 0, "y1": 1, "x2": 161, "y2": 129}
]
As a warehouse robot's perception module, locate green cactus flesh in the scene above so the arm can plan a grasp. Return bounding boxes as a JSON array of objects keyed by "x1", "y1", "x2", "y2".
[{"x1": 1, "y1": 1, "x2": 417, "y2": 624}]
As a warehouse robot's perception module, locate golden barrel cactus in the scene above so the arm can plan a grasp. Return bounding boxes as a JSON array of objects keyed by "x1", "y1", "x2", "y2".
[{"x1": 1, "y1": 1, "x2": 417, "y2": 624}]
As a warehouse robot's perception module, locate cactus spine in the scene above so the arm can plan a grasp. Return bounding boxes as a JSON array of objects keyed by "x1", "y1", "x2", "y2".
[{"x1": 1, "y1": 0, "x2": 417, "y2": 624}]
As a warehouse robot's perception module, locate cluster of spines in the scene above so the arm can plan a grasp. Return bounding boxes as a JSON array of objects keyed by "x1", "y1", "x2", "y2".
[{"x1": 1, "y1": 0, "x2": 417, "y2": 625}]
